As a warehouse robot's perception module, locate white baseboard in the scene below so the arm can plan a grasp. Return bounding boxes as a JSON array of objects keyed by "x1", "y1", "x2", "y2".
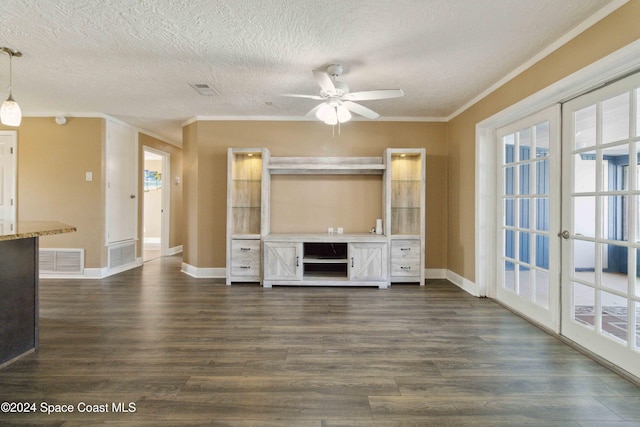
[
  {"x1": 181, "y1": 262, "x2": 225, "y2": 279},
  {"x1": 425, "y1": 268, "x2": 447, "y2": 279},
  {"x1": 167, "y1": 245, "x2": 183, "y2": 255},
  {"x1": 446, "y1": 269, "x2": 479, "y2": 297}
]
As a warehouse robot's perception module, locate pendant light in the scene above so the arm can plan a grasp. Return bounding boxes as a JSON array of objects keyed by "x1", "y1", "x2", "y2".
[{"x1": 0, "y1": 47, "x2": 22, "y2": 127}]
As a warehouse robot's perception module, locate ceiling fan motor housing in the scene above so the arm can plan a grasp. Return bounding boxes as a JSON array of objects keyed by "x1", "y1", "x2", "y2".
[{"x1": 327, "y1": 64, "x2": 343, "y2": 77}]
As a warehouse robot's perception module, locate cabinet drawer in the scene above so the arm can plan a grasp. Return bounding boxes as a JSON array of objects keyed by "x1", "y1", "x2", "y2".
[
  {"x1": 231, "y1": 240, "x2": 260, "y2": 276},
  {"x1": 391, "y1": 239, "x2": 420, "y2": 260},
  {"x1": 391, "y1": 259, "x2": 421, "y2": 277}
]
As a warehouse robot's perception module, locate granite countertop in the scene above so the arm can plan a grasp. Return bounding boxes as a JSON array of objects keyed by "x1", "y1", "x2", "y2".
[{"x1": 0, "y1": 221, "x2": 77, "y2": 241}]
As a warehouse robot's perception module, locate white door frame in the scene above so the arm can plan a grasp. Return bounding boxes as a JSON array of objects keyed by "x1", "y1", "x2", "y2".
[
  {"x1": 477, "y1": 39, "x2": 640, "y2": 301},
  {"x1": 142, "y1": 145, "x2": 170, "y2": 257},
  {"x1": 0, "y1": 130, "x2": 17, "y2": 221}
]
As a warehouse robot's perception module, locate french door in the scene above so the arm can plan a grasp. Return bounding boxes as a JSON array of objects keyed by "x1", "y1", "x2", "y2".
[
  {"x1": 561, "y1": 73, "x2": 640, "y2": 378},
  {"x1": 497, "y1": 105, "x2": 561, "y2": 332}
]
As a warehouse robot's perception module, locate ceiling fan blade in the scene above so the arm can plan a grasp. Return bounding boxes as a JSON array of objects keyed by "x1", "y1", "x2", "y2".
[
  {"x1": 344, "y1": 89, "x2": 404, "y2": 101},
  {"x1": 312, "y1": 70, "x2": 336, "y2": 93},
  {"x1": 305, "y1": 103, "x2": 325, "y2": 118},
  {"x1": 280, "y1": 93, "x2": 324, "y2": 100},
  {"x1": 342, "y1": 101, "x2": 379, "y2": 119}
]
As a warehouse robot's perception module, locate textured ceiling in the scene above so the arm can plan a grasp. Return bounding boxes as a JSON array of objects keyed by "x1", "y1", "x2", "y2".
[{"x1": 0, "y1": 0, "x2": 620, "y2": 145}]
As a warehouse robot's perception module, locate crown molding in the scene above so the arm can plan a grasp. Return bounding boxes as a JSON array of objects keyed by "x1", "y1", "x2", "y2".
[{"x1": 447, "y1": 0, "x2": 628, "y2": 121}]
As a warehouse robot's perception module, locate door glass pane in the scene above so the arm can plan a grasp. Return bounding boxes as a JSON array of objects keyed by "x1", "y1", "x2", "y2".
[
  {"x1": 505, "y1": 167, "x2": 515, "y2": 195},
  {"x1": 535, "y1": 234, "x2": 549, "y2": 268},
  {"x1": 519, "y1": 266, "x2": 531, "y2": 299},
  {"x1": 519, "y1": 128, "x2": 531, "y2": 161},
  {"x1": 504, "y1": 134, "x2": 516, "y2": 164},
  {"x1": 573, "y1": 282, "x2": 595, "y2": 328},
  {"x1": 574, "y1": 240, "x2": 596, "y2": 284},
  {"x1": 505, "y1": 230, "x2": 515, "y2": 260},
  {"x1": 575, "y1": 105, "x2": 596, "y2": 149},
  {"x1": 535, "y1": 121, "x2": 549, "y2": 157},
  {"x1": 636, "y1": 89, "x2": 640, "y2": 137},
  {"x1": 535, "y1": 269, "x2": 549, "y2": 308},
  {"x1": 519, "y1": 231, "x2": 530, "y2": 264},
  {"x1": 574, "y1": 196, "x2": 596, "y2": 238},
  {"x1": 635, "y1": 249, "x2": 640, "y2": 297},
  {"x1": 601, "y1": 243, "x2": 628, "y2": 289},
  {"x1": 636, "y1": 302, "x2": 640, "y2": 349},
  {"x1": 535, "y1": 198, "x2": 549, "y2": 231},
  {"x1": 535, "y1": 160, "x2": 549, "y2": 194},
  {"x1": 600, "y1": 291, "x2": 628, "y2": 343},
  {"x1": 519, "y1": 199, "x2": 530, "y2": 228},
  {"x1": 574, "y1": 152, "x2": 596, "y2": 193},
  {"x1": 504, "y1": 261, "x2": 515, "y2": 291},
  {"x1": 505, "y1": 198, "x2": 515, "y2": 227},
  {"x1": 637, "y1": 196, "x2": 640, "y2": 243},
  {"x1": 602, "y1": 93, "x2": 629, "y2": 144},
  {"x1": 636, "y1": 301, "x2": 640, "y2": 350},
  {"x1": 519, "y1": 164, "x2": 530, "y2": 194},
  {"x1": 603, "y1": 196, "x2": 627, "y2": 242}
]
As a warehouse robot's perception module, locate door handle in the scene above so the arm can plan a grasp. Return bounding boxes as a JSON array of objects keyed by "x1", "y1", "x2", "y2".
[
  {"x1": 130, "y1": 194, "x2": 136, "y2": 199},
  {"x1": 558, "y1": 230, "x2": 570, "y2": 239}
]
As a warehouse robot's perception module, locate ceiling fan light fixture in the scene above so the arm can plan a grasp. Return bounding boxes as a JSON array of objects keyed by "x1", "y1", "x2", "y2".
[
  {"x1": 316, "y1": 103, "x2": 337, "y2": 124},
  {"x1": 336, "y1": 105, "x2": 351, "y2": 123}
]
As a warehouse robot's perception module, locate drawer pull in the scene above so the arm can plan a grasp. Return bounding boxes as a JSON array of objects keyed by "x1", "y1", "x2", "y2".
[
  {"x1": 240, "y1": 247, "x2": 251, "y2": 251},
  {"x1": 400, "y1": 266, "x2": 411, "y2": 270},
  {"x1": 240, "y1": 265, "x2": 251, "y2": 269},
  {"x1": 400, "y1": 248, "x2": 411, "y2": 251}
]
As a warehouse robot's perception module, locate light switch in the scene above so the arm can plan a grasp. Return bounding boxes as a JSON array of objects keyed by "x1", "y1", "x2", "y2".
[{"x1": 86, "y1": 171, "x2": 93, "y2": 182}]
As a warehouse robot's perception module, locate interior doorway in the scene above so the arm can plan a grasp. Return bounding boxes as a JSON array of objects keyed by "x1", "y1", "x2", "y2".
[
  {"x1": 142, "y1": 146, "x2": 170, "y2": 262},
  {"x1": 0, "y1": 131, "x2": 17, "y2": 222}
]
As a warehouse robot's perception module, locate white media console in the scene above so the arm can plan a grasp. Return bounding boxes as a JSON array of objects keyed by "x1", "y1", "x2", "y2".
[{"x1": 226, "y1": 148, "x2": 425, "y2": 288}]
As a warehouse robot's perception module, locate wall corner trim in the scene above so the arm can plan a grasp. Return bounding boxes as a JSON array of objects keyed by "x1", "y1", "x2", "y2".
[{"x1": 446, "y1": 270, "x2": 479, "y2": 297}]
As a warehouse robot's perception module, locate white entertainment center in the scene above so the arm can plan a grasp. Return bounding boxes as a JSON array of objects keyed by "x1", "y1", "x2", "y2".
[{"x1": 226, "y1": 147, "x2": 425, "y2": 288}]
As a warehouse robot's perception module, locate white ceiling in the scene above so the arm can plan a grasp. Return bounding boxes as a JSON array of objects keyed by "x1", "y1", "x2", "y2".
[{"x1": 0, "y1": 0, "x2": 621, "y2": 145}]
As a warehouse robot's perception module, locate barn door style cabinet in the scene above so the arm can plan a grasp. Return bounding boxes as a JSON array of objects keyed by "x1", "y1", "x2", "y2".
[{"x1": 226, "y1": 147, "x2": 425, "y2": 288}]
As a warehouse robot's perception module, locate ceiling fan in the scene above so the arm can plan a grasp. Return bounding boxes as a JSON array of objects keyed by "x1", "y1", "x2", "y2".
[{"x1": 283, "y1": 64, "x2": 404, "y2": 125}]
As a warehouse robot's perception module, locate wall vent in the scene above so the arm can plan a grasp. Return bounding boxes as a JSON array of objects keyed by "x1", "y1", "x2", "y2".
[
  {"x1": 40, "y1": 249, "x2": 84, "y2": 275},
  {"x1": 108, "y1": 241, "x2": 136, "y2": 271}
]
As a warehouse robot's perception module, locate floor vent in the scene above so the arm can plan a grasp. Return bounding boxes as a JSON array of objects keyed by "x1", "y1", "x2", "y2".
[
  {"x1": 108, "y1": 241, "x2": 136, "y2": 271},
  {"x1": 40, "y1": 249, "x2": 84, "y2": 275}
]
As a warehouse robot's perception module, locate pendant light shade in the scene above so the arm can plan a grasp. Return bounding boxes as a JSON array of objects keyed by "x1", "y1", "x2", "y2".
[
  {"x1": 0, "y1": 47, "x2": 22, "y2": 127},
  {"x1": 1, "y1": 94, "x2": 21, "y2": 126}
]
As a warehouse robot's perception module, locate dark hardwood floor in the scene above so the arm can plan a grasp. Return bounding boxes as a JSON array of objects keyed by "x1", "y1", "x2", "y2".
[{"x1": 1, "y1": 255, "x2": 639, "y2": 426}]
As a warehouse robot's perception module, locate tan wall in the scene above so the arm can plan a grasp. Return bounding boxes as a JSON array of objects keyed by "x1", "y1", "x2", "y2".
[
  {"x1": 271, "y1": 175, "x2": 382, "y2": 234},
  {"x1": 7, "y1": 117, "x2": 106, "y2": 268},
  {"x1": 446, "y1": 0, "x2": 640, "y2": 282},
  {"x1": 138, "y1": 133, "x2": 183, "y2": 252},
  {"x1": 185, "y1": 120, "x2": 447, "y2": 270},
  {"x1": 183, "y1": 122, "x2": 199, "y2": 266}
]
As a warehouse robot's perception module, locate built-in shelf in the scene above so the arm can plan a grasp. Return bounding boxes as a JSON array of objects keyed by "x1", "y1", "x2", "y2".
[{"x1": 268, "y1": 157, "x2": 385, "y2": 175}]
